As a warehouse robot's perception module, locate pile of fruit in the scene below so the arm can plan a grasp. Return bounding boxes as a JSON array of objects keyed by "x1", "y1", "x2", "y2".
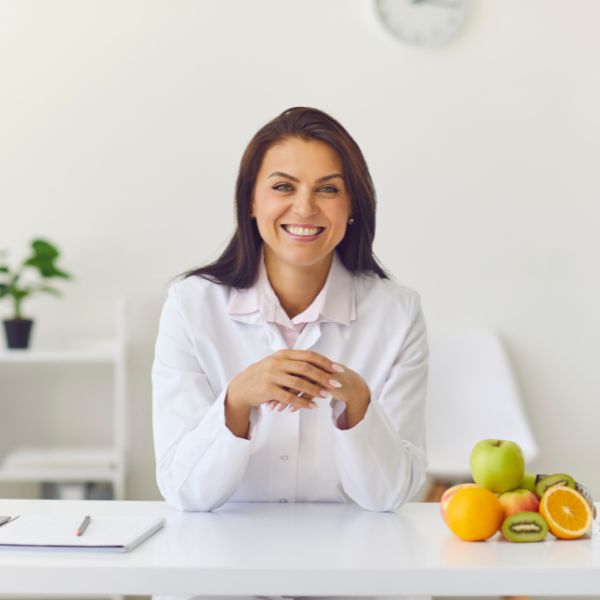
[{"x1": 440, "y1": 439, "x2": 596, "y2": 542}]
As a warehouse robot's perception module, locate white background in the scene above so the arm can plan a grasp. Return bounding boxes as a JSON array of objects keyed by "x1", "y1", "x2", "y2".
[{"x1": 1, "y1": 0, "x2": 599, "y2": 502}]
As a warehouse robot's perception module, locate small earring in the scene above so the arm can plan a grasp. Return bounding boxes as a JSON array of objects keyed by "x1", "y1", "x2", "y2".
[{"x1": 348, "y1": 218, "x2": 354, "y2": 225}]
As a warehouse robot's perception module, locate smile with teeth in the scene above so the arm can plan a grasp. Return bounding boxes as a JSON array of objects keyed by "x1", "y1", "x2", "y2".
[{"x1": 282, "y1": 225, "x2": 325, "y2": 237}]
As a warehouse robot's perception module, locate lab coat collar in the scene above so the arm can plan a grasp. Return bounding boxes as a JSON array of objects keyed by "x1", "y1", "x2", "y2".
[{"x1": 227, "y1": 248, "x2": 356, "y2": 327}]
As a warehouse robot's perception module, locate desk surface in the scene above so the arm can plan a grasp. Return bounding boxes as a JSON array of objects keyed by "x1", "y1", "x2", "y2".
[{"x1": 0, "y1": 499, "x2": 598, "y2": 596}]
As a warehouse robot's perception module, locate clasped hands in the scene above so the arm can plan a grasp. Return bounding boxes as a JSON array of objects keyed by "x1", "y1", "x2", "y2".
[{"x1": 227, "y1": 349, "x2": 370, "y2": 414}]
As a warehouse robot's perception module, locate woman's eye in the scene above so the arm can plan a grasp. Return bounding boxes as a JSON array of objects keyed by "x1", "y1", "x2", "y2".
[
  {"x1": 272, "y1": 183, "x2": 339, "y2": 194},
  {"x1": 273, "y1": 183, "x2": 293, "y2": 192}
]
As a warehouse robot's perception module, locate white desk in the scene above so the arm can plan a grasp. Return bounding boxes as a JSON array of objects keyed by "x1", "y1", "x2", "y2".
[{"x1": 0, "y1": 499, "x2": 599, "y2": 597}]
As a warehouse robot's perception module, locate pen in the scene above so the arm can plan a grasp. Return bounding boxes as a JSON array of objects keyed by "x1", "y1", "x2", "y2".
[{"x1": 76, "y1": 515, "x2": 91, "y2": 536}]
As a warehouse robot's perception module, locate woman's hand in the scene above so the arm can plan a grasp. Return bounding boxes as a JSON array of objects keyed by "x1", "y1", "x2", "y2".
[
  {"x1": 267, "y1": 360, "x2": 371, "y2": 416},
  {"x1": 323, "y1": 363, "x2": 371, "y2": 408},
  {"x1": 226, "y1": 349, "x2": 340, "y2": 412}
]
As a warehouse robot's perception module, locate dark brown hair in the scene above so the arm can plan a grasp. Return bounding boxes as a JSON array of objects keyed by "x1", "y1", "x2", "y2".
[{"x1": 183, "y1": 106, "x2": 389, "y2": 287}]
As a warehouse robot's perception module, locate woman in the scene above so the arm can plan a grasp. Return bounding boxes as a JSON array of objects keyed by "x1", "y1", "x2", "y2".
[{"x1": 152, "y1": 106, "x2": 428, "y2": 515}]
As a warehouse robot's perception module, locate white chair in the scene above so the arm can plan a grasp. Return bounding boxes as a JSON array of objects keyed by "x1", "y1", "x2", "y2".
[{"x1": 424, "y1": 327, "x2": 538, "y2": 488}]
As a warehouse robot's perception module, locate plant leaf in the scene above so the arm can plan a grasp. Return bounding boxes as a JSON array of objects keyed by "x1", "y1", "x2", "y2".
[
  {"x1": 0, "y1": 265, "x2": 10, "y2": 273},
  {"x1": 37, "y1": 285, "x2": 62, "y2": 297},
  {"x1": 31, "y1": 239, "x2": 60, "y2": 259},
  {"x1": 0, "y1": 283, "x2": 8, "y2": 297},
  {"x1": 12, "y1": 288, "x2": 29, "y2": 301},
  {"x1": 23, "y1": 257, "x2": 72, "y2": 279}
]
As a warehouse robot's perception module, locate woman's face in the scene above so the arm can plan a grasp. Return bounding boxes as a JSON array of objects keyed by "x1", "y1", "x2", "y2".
[{"x1": 252, "y1": 136, "x2": 351, "y2": 271}]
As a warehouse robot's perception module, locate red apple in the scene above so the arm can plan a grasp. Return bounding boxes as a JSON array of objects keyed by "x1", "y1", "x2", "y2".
[
  {"x1": 498, "y1": 488, "x2": 540, "y2": 517},
  {"x1": 440, "y1": 483, "x2": 478, "y2": 522}
]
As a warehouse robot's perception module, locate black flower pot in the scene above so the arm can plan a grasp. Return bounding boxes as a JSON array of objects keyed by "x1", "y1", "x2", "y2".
[{"x1": 3, "y1": 319, "x2": 34, "y2": 349}]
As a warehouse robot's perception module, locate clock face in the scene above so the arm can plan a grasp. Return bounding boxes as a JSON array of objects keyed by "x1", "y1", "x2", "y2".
[{"x1": 375, "y1": 0, "x2": 468, "y2": 47}]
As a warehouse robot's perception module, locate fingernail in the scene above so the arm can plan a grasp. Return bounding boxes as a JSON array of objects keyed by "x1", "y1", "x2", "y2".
[
  {"x1": 278, "y1": 404, "x2": 286, "y2": 412},
  {"x1": 328, "y1": 379, "x2": 342, "y2": 388},
  {"x1": 268, "y1": 403, "x2": 274, "y2": 411},
  {"x1": 320, "y1": 389, "x2": 330, "y2": 398},
  {"x1": 309, "y1": 402, "x2": 318, "y2": 409},
  {"x1": 332, "y1": 364, "x2": 345, "y2": 373}
]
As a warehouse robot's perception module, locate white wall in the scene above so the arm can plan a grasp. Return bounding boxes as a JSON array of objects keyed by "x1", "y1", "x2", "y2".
[{"x1": 1, "y1": 0, "x2": 599, "y2": 500}]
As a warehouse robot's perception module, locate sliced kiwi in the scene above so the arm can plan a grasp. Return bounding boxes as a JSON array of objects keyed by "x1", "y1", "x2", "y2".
[
  {"x1": 535, "y1": 473, "x2": 576, "y2": 498},
  {"x1": 536, "y1": 474, "x2": 596, "y2": 519},
  {"x1": 502, "y1": 511, "x2": 548, "y2": 542}
]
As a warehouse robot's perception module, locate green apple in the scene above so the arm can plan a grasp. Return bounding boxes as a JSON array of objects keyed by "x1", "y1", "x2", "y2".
[
  {"x1": 519, "y1": 471, "x2": 538, "y2": 493},
  {"x1": 469, "y1": 439, "x2": 525, "y2": 493}
]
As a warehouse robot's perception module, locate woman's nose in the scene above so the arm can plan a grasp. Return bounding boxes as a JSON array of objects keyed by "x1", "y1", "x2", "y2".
[{"x1": 292, "y1": 191, "x2": 318, "y2": 217}]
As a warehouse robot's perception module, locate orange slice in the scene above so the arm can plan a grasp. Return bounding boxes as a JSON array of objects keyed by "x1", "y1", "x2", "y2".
[{"x1": 539, "y1": 485, "x2": 593, "y2": 539}]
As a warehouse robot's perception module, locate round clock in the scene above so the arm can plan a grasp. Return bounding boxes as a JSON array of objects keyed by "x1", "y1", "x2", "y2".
[{"x1": 374, "y1": 0, "x2": 468, "y2": 47}]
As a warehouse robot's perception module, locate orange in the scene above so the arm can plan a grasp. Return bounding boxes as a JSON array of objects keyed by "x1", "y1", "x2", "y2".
[
  {"x1": 539, "y1": 485, "x2": 593, "y2": 539},
  {"x1": 445, "y1": 486, "x2": 504, "y2": 541}
]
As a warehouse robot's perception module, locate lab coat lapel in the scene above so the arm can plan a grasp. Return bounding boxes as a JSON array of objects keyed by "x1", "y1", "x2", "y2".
[
  {"x1": 228, "y1": 312, "x2": 287, "y2": 352},
  {"x1": 296, "y1": 321, "x2": 323, "y2": 350},
  {"x1": 263, "y1": 321, "x2": 288, "y2": 352}
]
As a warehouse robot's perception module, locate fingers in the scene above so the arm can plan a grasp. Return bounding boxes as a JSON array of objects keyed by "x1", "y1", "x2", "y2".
[
  {"x1": 269, "y1": 402, "x2": 311, "y2": 413},
  {"x1": 279, "y1": 374, "x2": 324, "y2": 399},
  {"x1": 275, "y1": 349, "x2": 335, "y2": 374},
  {"x1": 268, "y1": 399, "x2": 293, "y2": 412},
  {"x1": 258, "y1": 351, "x2": 342, "y2": 412},
  {"x1": 269, "y1": 400, "x2": 300, "y2": 412},
  {"x1": 269, "y1": 391, "x2": 315, "y2": 412},
  {"x1": 281, "y1": 360, "x2": 339, "y2": 392},
  {"x1": 267, "y1": 386, "x2": 317, "y2": 411}
]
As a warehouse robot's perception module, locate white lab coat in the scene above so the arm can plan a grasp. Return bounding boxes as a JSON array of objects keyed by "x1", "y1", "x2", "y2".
[{"x1": 152, "y1": 266, "x2": 429, "y2": 513}]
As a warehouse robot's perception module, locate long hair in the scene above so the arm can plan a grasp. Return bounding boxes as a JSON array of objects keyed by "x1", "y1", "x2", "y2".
[{"x1": 183, "y1": 106, "x2": 389, "y2": 287}]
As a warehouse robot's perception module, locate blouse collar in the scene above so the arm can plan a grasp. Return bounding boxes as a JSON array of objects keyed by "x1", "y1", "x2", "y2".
[{"x1": 227, "y1": 247, "x2": 356, "y2": 326}]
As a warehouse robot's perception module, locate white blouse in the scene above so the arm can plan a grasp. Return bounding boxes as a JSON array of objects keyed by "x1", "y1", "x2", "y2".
[{"x1": 151, "y1": 255, "x2": 429, "y2": 512}]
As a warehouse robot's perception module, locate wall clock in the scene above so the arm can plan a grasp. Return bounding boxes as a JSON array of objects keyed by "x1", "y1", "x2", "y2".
[{"x1": 375, "y1": 0, "x2": 468, "y2": 47}]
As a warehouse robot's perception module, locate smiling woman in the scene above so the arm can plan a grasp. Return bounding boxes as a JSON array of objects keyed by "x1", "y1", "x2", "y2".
[
  {"x1": 152, "y1": 105, "x2": 428, "y2": 553},
  {"x1": 252, "y1": 137, "x2": 353, "y2": 318},
  {"x1": 151, "y1": 107, "x2": 430, "y2": 599},
  {"x1": 184, "y1": 107, "x2": 387, "y2": 289}
]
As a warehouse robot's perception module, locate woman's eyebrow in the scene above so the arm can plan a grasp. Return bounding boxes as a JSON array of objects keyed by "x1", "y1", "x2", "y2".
[{"x1": 268, "y1": 171, "x2": 344, "y2": 183}]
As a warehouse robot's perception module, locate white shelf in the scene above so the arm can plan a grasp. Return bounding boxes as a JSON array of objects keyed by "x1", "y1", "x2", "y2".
[
  {"x1": 0, "y1": 465, "x2": 118, "y2": 482},
  {"x1": 0, "y1": 446, "x2": 119, "y2": 483},
  {"x1": 0, "y1": 340, "x2": 122, "y2": 363},
  {"x1": 0, "y1": 298, "x2": 127, "y2": 499},
  {"x1": 2, "y1": 445, "x2": 118, "y2": 467}
]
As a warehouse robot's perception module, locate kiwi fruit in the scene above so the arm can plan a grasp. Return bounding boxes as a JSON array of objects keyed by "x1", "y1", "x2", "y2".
[
  {"x1": 535, "y1": 473, "x2": 576, "y2": 498},
  {"x1": 535, "y1": 474, "x2": 597, "y2": 519},
  {"x1": 502, "y1": 512, "x2": 548, "y2": 542}
]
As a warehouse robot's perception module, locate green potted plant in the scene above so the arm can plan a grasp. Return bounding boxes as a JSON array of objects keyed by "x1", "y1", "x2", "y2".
[{"x1": 0, "y1": 239, "x2": 72, "y2": 349}]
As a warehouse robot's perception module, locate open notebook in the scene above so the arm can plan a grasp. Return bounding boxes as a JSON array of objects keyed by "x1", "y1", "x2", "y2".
[{"x1": 0, "y1": 514, "x2": 166, "y2": 552}]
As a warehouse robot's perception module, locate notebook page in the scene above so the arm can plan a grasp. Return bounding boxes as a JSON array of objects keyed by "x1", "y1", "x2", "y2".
[{"x1": 0, "y1": 515, "x2": 165, "y2": 547}]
